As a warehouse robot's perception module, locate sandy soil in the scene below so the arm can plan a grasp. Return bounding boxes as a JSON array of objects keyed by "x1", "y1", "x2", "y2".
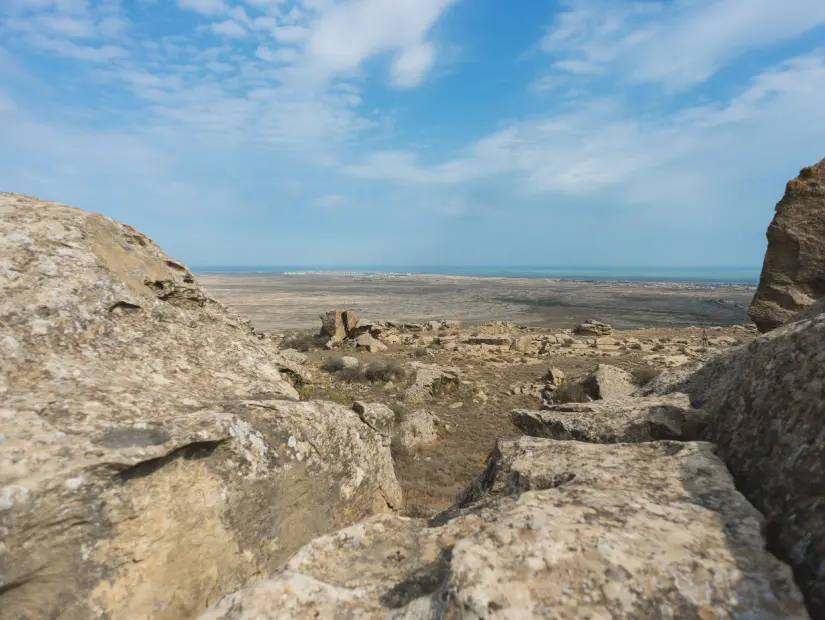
[{"x1": 197, "y1": 272, "x2": 756, "y2": 332}]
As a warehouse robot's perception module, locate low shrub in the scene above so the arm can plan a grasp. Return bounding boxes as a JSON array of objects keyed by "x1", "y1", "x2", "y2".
[
  {"x1": 321, "y1": 356, "x2": 347, "y2": 372},
  {"x1": 364, "y1": 359, "x2": 407, "y2": 383},
  {"x1": 548, "y1": 382, "x2": 590, "y2": 405},
  {"x1": 631, "y1": 365, "x2": 660, "y2": 386},
  {"x1": 337, "y1": 367, "x2": 366, "y2": 382}
]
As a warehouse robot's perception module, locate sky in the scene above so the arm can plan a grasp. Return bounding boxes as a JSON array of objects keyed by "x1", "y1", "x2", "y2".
[{"x1": 1, "y1": 0, "x2": 824, "y2": 268}]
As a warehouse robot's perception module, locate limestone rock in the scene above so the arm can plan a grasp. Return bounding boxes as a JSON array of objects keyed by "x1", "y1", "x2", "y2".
[
  {"x1": 695, "y1": 303, "x2": 825, "y2": 615},
  {"x1": 403, "y1": 362, "x2": 461, "y2": 403},
  {"x1": 512, "y1": 393, "x2": 709, "y2": 443},
  {"x1": 441, "y1": 319, "x2": 461, "y2": 329},
  {"x1": 351, "y1": 401, "x2": 395, "y2": 444},
  {"x1": 339, "y1": 355, "x2": 360, "y2": 370},
  {"x1": 393, "y1": 410, "x2": 438, "y2": 451},
  {"x1": 749, "y1": 158, "x2": 825, "y2": 332},
  {"x1": 573, "y1": 319, "x2": 613, "y2": 336},
  {"x1": 202, "y1": 438, "x2": 807, "y2": 619},
  {"x1": 580, "y1": 364, "x2": 636, "y2": 400},
  {"x1": 510, "y1": 334, "x2": 536, "y2": 354},
  {"x1": 542, "y1": 366, "x2": 566, "y2": 387},
  {"x1": 354, "y1": 333, "x2": 388, "y2": 352},
  {"x1": 0, "y1": 193, "x2": 400, "y2": 620},
  {"x1": 634, "y1": 360, "x2": 704, "y2": 397},
  {"x1": 319, "y1": 309, "x2": 358, "y2": 343}
]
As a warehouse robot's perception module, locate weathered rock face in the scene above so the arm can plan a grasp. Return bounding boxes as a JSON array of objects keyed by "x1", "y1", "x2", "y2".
[
  {"x1": 749, "y1": 158, "x2": 825, "y2": 332},
  {"x1": 201, "y1": 437, "x2": 807, "y2": 619},
  {"x1": 394, "y1": 410, "x2": 438, "y2": 451},
  {"x1": 354, "y1": 332, "x2": 388, "y2": 352},
  {"x1": 580, "y1": 363, "x2": 636, "y2": 400},
  {"x1": 573, "y1": 319, "x2": 613, "y2": 336},
  {"x1": 403, "y1": 362, "x2": 461, "y2": 403},
  {"x1": 0, "y1": 193, "x2": 400, "y2": 620},
  {"x1": 319, "y1": 309, "x2": 359, "y2": 344},
  {"x1": 512, "y1": 393, "x2": 708, "y2": 443},
  {"x1": 696, "y1": 305, "x2": 825, "y2": 615}
]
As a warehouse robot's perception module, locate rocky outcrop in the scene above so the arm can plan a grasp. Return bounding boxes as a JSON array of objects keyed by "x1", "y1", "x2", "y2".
[
  {"x1": 696, "y1": 303, "x2": 825, "y2": 615},
  {"x1": 354, "y1": 332, "x2": 388, "y2": 352},
  {"x1": 580, "y1": 363, "x2": 636, "y2": 400},
  {"x1": 201, "y1": 437, "x2": 807, "y2": 619},
  {"x1": 632, "y1": 300, "x2": 825, "y2": 615},
  {"x1": 393, "y1": 410, "x2": 439, "y2": 451},
  {"x1": 0, "y1": 193, "x2": 400, "y2": 620},
  {"x1": 512, "y1": 393, "x2": 709, "y2": 443},
  {"x1": 573, "y1": 318, "x2": 613, "y2": 335},
  {"x1": 749, "y1": 158, "x2": 825, "y2": 332},
  {"x1": 403, "y1": 362, "x2": 461, "y2": 403},
  {"x1": 319, "y1": 309, "x2": 359, "y2": 345}
]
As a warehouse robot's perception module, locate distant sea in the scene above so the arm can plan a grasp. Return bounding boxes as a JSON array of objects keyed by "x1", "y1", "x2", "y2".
[{"x1": 193, "y1": 266, "x2": 761, "y2": 285}]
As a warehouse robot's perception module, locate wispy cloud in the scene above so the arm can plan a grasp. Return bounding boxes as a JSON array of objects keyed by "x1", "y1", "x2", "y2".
[{"x1": 539, "y1": 0, "x2": 825, "y2": 90}]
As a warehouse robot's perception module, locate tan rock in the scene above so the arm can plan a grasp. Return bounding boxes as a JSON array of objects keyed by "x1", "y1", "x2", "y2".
[
  {"x1": 0, "y1": 193, "x2": 400, "y2": 620},
  {"x1": 394, "y1": 410, "x2": 438, "y2": 450},
  {"x1": 354, "y1": 333, "x2": 387, "y2": 352},
  {"x1": 201, "y1": 438, "x2": 807, "y2": 619},
  {"x1": 513, "y1": 393, "x2": 709, "y2": 443},
  {"x1": 542, "y1": 366, "x2": 566, "y2": 387},
  {"x1": 580, "y1": 364, "x2": 636, "y2": 400},
  {"x1": 320, "y1": 309, "x2": 358, "y2": 342},
  {"x1": 573, "y1": 319, "x2": 613, "y2": 336},
  {"x1": 510, "y1": 334, "x2": 536, "y2": 354},
  {"x1": 693, "y1": 303, "x2": 825, "y2": 616},
  {"x1": 749, "y1": 157, "x2": 825, "y2": 332},
  {"x1": 403, "y1": 362, "x2": 461, "y2": 403}
]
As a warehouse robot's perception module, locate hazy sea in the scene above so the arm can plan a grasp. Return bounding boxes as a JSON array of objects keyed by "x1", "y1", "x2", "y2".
[{"x1": 193, "y1": 266, "x2": 761, "y2": 284}]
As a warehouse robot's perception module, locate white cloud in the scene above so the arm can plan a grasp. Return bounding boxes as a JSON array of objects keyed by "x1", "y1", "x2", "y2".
[
  {"x1": 255, "y1": 45, "x2": 299, "y2": 63},
  {"x1": 177, "y1": 0, "x2": 226, "y2": 16},
  {"x1": 540, "y1": 0, "x2": 825, "y2": 90},
  {"x1": 391, "y1": 41, "x2": 436, "y2": 88},
  {"x1": 301, "y1": 0, "x2": 459, "y2": 82},
  {"x1": 345, "y1": 50, "x2": 825, "y2": 201},
  {"x1": 211, "y1": 19, "x2": 246, "y2": 37}
]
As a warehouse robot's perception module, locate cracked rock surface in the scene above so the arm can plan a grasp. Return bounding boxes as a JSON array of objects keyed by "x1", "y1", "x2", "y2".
[{"x1": 0, "y1": 193, "x2": 400, "y2": 620}]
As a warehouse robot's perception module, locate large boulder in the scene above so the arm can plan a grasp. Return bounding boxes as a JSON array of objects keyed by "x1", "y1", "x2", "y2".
[
  {"x1": 696, "y1": 303, "x2": 825, "y2": 616},
  {"x1": 393, "y1": 409, "x2": 438, "y2": 451},
  {"x1": 749, "y1": 158, "x2": 825, "y2": 332},
  {"x1": 0, "y1": 193, "x2": 400, "y2": 620},
  {"x1": 201, "y1": 438, "x2": 807, "y2": 619},
  {"x1": 403, "y1": 362, "x2": 461, "y2": 403},
  {"x1": 580, "y1": 363, "x2": 636, "y2": 400},
  {"x1": 319, "y1": 309, "x2": 359, "y2": 344}
]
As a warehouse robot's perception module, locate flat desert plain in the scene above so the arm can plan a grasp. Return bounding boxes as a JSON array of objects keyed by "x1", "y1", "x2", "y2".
[{"x1": 197, "y1": 271, "x2": 756, "y2": 332}]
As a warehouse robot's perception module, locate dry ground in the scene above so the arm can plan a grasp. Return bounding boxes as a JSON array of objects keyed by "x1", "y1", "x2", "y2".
[{"x1": 291, "y1": 324, "x2": 754, "y2": 517}]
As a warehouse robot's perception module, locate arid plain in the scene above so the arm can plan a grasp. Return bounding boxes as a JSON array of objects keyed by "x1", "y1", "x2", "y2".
[{"x1": 197, "y1": 271, "x2": 755, "y2": 333}]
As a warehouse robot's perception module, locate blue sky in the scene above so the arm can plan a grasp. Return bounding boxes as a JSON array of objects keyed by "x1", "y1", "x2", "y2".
[{"x1": 1, "y1": 0, "x2": 824, "y2": 267}]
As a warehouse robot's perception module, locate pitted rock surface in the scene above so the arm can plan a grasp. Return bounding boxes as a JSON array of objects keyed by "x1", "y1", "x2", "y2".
[
  {"x1": 0, "y1": 193, "x2": 400, "y2": 620},
  {"x1": 699, "y1": 305, "x2": 825, "y2": 616},
  {"x1": 202, "y1": 437, "x2": 808, "y2": 619},
  {"x1": 512, "y1": 393, "x2": 708, "y2": 443}
]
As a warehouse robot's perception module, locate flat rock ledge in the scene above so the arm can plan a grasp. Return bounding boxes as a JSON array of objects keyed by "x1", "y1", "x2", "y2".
[{"x1": 201, "y1": 437, "x2": 807, "y2": 619}]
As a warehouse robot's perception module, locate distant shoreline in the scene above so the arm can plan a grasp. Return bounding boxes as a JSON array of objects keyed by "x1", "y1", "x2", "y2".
[{"x1": 192, "y1": 266, "x2": 761, "y2": 286}]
